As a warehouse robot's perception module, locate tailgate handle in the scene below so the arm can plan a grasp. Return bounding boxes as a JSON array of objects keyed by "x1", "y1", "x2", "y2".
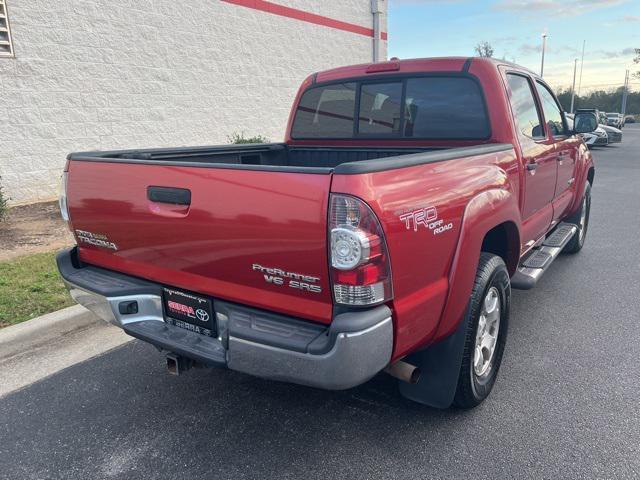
[{"x1": 147, "y1": 186, "x2": 191, "y2": 206}]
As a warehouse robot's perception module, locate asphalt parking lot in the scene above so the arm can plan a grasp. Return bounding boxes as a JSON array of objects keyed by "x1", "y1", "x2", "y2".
[{"x1": 1, "y1": 125, "x2": 639, "y2": 480}]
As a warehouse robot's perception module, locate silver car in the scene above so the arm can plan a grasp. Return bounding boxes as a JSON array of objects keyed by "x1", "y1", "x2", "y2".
[
  {"x1": 606, "y1": 113, "x2": 623, "y2": 129},
  {"x1": 566, "y1": 113, "x2": 609, "y2": 147}
]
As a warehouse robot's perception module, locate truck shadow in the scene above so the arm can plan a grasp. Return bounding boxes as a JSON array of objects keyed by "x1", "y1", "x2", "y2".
[{"x1": 1, "y1": 339, "x2": 482, "y2": 478}]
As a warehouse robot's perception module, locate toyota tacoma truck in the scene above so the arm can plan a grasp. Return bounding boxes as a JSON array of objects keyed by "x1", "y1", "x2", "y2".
[{"x1": 57, "y1": 57, "x2": 598, "y2": 409}]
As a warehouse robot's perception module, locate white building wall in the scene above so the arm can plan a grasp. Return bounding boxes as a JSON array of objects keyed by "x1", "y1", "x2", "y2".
[{"x1": 0, "y1": 0, "x2": 387, "y2": 204}]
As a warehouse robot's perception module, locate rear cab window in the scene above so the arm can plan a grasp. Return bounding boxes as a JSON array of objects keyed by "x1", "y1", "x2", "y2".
[
  {"x1": 358, "y1": 82, "x2": 403, "y2": 135},
  {"x1": 404, "y1": 77, "x2": 490, "y2": 139},
  {"x1": 291, "y1": 76, "x2": 491, "y2": 140},
  {"x1": 292, "y1": 82, "x2": 357, "y2": 138}
]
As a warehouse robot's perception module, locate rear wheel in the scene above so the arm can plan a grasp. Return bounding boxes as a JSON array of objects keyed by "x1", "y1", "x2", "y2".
[
  {"x1": 452, "y1": 253, "x2": 510, "y2": 409},
  {"x1": 563, "y1": 182, "x2": 591, "y2": 254}
]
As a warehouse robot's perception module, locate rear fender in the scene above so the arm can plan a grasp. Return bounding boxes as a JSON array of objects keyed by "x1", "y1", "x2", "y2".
[
  {"x1": 433, "y1": 188, "x2": 520, "y2": 342},
  {"x1": 399, "y1": 188, "x2": 520, "y2": 409}
]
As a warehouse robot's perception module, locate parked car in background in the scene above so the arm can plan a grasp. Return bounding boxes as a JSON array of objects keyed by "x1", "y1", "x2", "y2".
[
  {"x1": 584, "y1": 128, "x2": 609, "y2": 147},
  {"x1": 567, "y1": 113, "x2": 609, "y2": 147},
  {"x1": 624, "y1": 115, "x2": 635, "y2": 124},
  {"x1": 577, "y1": 108, "x2": 602, "y2": 122},
  {"x1": 599, "y1": 111, "x2": 609, "y2": 126},
  {"x1": 599, "y1": 124, "x2": 622, "y2": 144},
  {"x1": 606, "y1": 113, "x2": 623, "y2": 129}
]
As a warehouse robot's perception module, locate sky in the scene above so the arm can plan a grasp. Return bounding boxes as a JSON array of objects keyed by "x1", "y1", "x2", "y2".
[{"x1": 387, "y1": 0, "x2": 640, "y2": 93}]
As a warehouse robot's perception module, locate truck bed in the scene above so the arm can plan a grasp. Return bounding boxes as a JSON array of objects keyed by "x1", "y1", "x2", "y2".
[
  {"x1": 64, "y1": 141, "x2": 512, "y2": 323},
  {"x1": 68, "y1": 143, "x2": 426, "y2": 171},
  {"x1": 68, "y1": 142, "x2": 511, "y2": 174}
]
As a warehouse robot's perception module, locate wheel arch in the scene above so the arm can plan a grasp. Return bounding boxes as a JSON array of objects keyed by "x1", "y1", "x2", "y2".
[
  {"x1": 481, "y1": 221, "x2": 520, "y2": 276},
  {"x1": 432, "y1": 188, "x2": 521, "y2": 343}
]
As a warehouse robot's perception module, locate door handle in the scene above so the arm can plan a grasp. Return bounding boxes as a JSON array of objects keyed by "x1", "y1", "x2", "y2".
[
  {"x1": 526, "y1": 162, "x2": 538, "y2": 171},
  {"x1": 147, "y1": 186, "x2": 191, "y2": 205}
]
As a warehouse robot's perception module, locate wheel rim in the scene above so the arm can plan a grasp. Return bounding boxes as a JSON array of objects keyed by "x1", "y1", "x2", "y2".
[
  {"x1": 473, "y1": 287, "x2": 501, "y2": 378},
  {"x1": 578, "y1": 195, "x2": 588, "y2": 242}
]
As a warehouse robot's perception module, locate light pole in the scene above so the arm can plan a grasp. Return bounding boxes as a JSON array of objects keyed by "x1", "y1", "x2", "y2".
[
  {"x1": 577, "y1": 40, "x2": 585, "y2": 96},
  {"x1": 540, "y1": 33, "x2": 547, "y2": 77},
  {"x1": 570, "y1": 58, "x2": 578, "y2": 113},
  {"x1": 621, "y1": 70, "x2": 629, "y2": 116}
]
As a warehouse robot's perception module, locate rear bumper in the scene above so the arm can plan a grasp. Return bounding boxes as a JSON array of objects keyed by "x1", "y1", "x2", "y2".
[{"x1": 57, "y1": 248, "x2": 393, "y2": 390}]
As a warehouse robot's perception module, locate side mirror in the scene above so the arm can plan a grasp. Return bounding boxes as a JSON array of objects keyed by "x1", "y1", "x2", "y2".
[{"x1": 574, "y1": 112, "x2": 598, "y2": 134}]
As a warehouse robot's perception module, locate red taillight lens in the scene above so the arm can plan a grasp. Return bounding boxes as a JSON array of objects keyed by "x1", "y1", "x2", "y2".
[{"x1": 329, "y1": 194, "x2": 392, "y2": 306}]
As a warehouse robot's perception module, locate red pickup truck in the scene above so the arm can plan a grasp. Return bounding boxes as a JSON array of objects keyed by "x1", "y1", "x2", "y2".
[{"x1": 57, "y1": 57, "x2": 598, "y2": 409}]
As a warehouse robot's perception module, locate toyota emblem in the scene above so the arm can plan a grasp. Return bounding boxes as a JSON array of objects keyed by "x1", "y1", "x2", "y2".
[{"x1": 195, "y1": 309, "x2": 210, "y2": 322}]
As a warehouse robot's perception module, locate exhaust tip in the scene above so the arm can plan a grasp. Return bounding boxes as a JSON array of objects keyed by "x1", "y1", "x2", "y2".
[{"x1": 385, "y1": 360, "x2": 421, "y2": 384}]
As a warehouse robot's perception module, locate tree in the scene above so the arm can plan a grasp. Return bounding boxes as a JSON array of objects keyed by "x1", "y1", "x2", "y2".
[
  {"x1": 474, "y1": 41, "x2": 494, "y2": 58},
  {"x1": 634, "y1": 48, "x2": 640, "y2": 79},
  {"x1": 554, "y1": 86, "x2": 639, "y2": 114}
]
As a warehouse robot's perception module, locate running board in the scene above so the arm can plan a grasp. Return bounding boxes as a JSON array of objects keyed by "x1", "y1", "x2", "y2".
[{"x1": 511, "y1": 223, "x2": 578, "y2": 290}]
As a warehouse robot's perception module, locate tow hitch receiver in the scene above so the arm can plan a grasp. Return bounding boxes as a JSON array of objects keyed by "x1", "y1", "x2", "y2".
[{"x1": 166, "y1": 353, "x2": 193, "y2": 375}]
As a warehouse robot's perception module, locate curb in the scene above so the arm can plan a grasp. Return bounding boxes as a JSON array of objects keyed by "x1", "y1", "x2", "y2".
[{"x1": 0, "y1": 305, "x2": 101, "y2": 361}]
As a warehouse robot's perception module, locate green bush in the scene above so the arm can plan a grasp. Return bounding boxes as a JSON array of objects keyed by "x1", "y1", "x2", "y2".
[
  {"x1": 227, "y1": 132, "x2": 269, "y2": 144},
  {"x1": 0, "y1": 177, "x2": 8, "y2": 221}
]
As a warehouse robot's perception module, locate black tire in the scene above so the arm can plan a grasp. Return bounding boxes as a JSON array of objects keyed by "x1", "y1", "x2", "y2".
[
  {"x1": 452, "y1": 253, "x2": 510, "y2": 409},
  {"x1": 563, "y1": 182, "x2": 591, "y2": 254}
]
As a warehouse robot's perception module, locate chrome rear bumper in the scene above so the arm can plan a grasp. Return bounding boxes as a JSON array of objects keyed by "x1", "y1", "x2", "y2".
[{"x1": 58, "y1": 248, "x2": 393, "y2": 390}]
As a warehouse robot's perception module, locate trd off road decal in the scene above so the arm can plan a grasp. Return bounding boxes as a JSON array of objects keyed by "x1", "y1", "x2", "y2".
[
  {"x1": 75, "y1": 229, "x2": 118, "y2": 251},
  {"x1": 398, "y1": 206, "x2": 453, "y2": 235},
  {"x1": 252, "y1": 264, "x2": 322, "y2": 293}
]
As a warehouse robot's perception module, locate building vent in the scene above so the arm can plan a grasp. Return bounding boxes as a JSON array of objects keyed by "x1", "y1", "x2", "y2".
[{"x1": 0, "y1": 0, "x2": 14, "y2": 58}]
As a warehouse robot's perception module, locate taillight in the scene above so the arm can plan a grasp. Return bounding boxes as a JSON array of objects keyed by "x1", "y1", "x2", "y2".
[
  {"x1": 59, "y1": 161, "x2": 71, "y2": 230},
  {"x1": 329, "y1": 194, "x2": 392, "y2": 306}
]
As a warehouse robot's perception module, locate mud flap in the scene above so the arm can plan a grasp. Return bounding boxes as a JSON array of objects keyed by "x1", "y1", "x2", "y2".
[{"x1": 398, "y1": 311, "x2": 469, "y2": 409}]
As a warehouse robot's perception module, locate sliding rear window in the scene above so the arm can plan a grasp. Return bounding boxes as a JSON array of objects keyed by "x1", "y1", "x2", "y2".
[{"x1": 291, "y1": 76, "x2": 490, "y2": 140}]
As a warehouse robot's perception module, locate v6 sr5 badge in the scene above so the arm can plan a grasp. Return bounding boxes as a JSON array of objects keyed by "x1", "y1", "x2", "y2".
[{"x1": 399, "y1": 206, "x2": 453, "y2": 235}]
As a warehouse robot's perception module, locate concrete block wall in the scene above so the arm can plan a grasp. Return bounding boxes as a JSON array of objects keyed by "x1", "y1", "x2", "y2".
[{"x1": 0, "y1": 0, "x2": 387, "y2": 204}]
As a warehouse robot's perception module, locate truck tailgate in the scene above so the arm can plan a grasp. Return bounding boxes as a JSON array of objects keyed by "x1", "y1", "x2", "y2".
[{"x1": 67, "y1": 161, "x2": 333, "y2": 323}]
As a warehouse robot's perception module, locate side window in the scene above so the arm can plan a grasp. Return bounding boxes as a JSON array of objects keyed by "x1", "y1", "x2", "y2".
[
  {"x1": 535, "y1": 82, "x2": 566, "y2": 137},
  {"x1": 357, "y1": 82, "x2": 402, "y2": 135},
  {"x1": 506, "y1": 74, "x2": 545, "y2": 141}
]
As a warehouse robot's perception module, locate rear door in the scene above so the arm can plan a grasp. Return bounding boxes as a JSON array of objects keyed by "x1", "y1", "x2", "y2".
[
  {"x1": 534, "y1": 80, "x2": 578, "y2": 220},
  {"x1": 505, "y1": 73, "x2": 556, "y2": 247},
  {"x1": 67, "y1": 161, "x2": 334, "y2": 324}
]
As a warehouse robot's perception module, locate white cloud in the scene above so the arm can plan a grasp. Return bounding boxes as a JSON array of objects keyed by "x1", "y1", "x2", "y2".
[
  {"x1": 594, "y1": 47, "x2": 637, "y2": 58},
  {"x1": 519, "y1": 43, "x2": 542, "y2": 55},
  {"x1": 493, "y1": 0, "x2": 628, "y2": 16},
  {"x1": 516, "y1": 43, "x2": 581, "y2": 56}
]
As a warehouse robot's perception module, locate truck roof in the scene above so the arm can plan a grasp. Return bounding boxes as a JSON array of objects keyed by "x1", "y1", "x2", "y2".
[{"x1": 314, "y1": 56, "x2": 537, "y2": 83}]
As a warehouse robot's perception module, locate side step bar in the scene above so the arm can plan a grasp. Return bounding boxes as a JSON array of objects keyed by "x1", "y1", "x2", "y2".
[{"x1": 511, "y1": 222, "x2": 578, "y2": 290}]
